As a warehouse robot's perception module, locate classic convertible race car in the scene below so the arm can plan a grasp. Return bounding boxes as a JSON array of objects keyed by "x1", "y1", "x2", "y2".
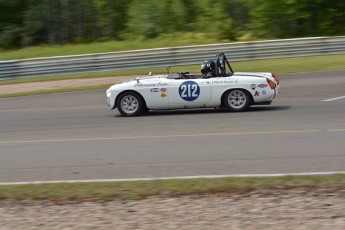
[{"x1": 106, "y1": 53, "x2": 279, "y2": 116}]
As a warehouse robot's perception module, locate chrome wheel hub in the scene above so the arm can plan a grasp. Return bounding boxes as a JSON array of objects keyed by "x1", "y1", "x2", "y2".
[
  {"x1": 121, "y1": 95, "x2": 139, "y2": 113},
  {"x1": 228, "y1": 90, "x2": 246, "y2": 109}
]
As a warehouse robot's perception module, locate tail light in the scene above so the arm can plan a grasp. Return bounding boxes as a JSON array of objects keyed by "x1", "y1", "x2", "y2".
[
  {"x1": 272, "y1": 73, "x2": 280, "y2": 85},
  {"x1": 267, "y1": 78, "x2": 275, "y2": 89}
]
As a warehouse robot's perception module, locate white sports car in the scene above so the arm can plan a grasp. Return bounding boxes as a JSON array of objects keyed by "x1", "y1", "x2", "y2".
[{"x1": 106, "y1": 53, "x2": 279, "y2": 116}]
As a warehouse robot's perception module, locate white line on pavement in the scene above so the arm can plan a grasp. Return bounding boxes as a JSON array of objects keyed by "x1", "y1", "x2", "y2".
[
  {"x1": 0, "y1": 129, "x2": 335, "y2": 144},
  {"x1": 323, "y1": 96, "x2": 345, "y2": 102},
  {"x1": 1, "y1": 172, "x2": 345, "y2": 186}
]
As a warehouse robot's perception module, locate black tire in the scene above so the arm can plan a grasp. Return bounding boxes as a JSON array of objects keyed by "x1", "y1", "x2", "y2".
[
  {"x1": 117, "y1": 92, "x2": 144, "y2": 116},
  {"x1": 223, "y1": 89, "x2": 251, "y2": 112},
  {"x1": 142, "y1": 106, "x2": 150, "y2": 113}
]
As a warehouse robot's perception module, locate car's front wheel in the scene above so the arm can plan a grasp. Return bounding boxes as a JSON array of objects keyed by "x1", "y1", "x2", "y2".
[
  {"x1": 223, "y1": 89, "x2": 251, "y2": 112},
  {"x1": 117, "y1": 92, "x2": 144, "y2": 116}
]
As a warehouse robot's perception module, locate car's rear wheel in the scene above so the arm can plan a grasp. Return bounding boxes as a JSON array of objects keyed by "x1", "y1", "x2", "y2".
[
  {"x1": 117, "y1": 92, "x2": 144, "y2": 116},
  {"x1": 223, "y1": 89, "x2": 251, "y2": 112}
]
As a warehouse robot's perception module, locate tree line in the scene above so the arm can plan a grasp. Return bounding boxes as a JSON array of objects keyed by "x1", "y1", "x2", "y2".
[{"x1": 0, "y1": 0, "x2": 344, "y2": 49}]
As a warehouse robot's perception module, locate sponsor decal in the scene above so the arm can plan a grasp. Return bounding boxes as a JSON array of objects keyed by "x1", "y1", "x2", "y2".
[
  {"x1": 179, "y1": 81, "x2": 200, "y2": 101},
  {"x1": 150, "y1": 88, "x2": 159, "y2": 92},
  {"x1": 262, "y1": 90, "x2": 267, "y2": 95},
  {"x1": 211, "y1": 78, "x2": 238, "y2": 84},
  {"x1": 160, "y1": 88, "x2": 167, "y2": 92},
  {"x1": 161, "y1": 93, "x2": 167, "y2": 98},
  {"x1": 258, "y1": 84, "x2": 268, "y2": 88},
  {"x1": 134, "y1": 83, "x2": 156, "y2": 87},
  {"x1": 134, "y1": 82, "x2": 168, "y2": 87},
  {"x1": 254, "y1": 91, "x2": 260, "y2": 96},
  {"x1": 251, "y1": 84, "x2": 256, "y2": 90},
  {"x1": 212, "y1": 80, "x2": 237, "y2": 84},
  {"x1": 157, "y1": 82, "x2": 168, "y2": 86}
]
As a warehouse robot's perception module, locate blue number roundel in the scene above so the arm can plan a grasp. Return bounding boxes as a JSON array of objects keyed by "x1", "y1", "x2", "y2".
[{"x1": 179, "y1": 81, "x2": 200, "y2": 101}]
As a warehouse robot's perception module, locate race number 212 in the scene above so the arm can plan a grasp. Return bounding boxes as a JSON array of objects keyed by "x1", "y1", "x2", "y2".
[{"x1": 179, "y1": 81, "x2": 200, "y2": 101}]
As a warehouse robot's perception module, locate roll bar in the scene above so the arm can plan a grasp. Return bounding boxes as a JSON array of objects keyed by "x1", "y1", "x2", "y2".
[{"x1": 215, "y1": 53, "x2": 234, "y2": 77}]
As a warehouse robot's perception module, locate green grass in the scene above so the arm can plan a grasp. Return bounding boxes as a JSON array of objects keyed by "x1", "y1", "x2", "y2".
[
  {"x1": 232, "y1": 54, "x2": 345, "y2": 74},
  {"x1": 0, "y1": 175, "x2": 345, "y2": 203},
  {"x1": 0, "y1": 34, "x2": 221, "y2": 60}
]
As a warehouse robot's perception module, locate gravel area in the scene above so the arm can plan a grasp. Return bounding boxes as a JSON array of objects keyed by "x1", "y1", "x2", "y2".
[{"x1": 1, "y1": 189, "x2": 345, "y2": 230}]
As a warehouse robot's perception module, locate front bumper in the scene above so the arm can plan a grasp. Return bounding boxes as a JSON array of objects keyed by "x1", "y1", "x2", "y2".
[
  {"x1": 107, "y1": 97, "x2": 111, "y2": 107},
  {"x1": 106, "y1": 88, "x2": 117, "y2": 110}
]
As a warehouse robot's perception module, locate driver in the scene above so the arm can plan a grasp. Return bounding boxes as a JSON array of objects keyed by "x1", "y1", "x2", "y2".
[{"x1": 201, "y1": 59, "x2": 216, "y2": 78}]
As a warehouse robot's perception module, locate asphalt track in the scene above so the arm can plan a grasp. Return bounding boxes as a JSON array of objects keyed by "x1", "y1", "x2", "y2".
[{"x1": 1, "y1": 70, "x2": 345, "y2": 183}]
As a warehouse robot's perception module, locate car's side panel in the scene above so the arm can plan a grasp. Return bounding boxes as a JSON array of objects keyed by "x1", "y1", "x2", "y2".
[
  {"x1": 207, "y1": 77, "x2": 241, "y2": 106},
  {"x1": 204, "y1": 76, "x2": 276, "y2": 107},
  {"x1": 233, "y1": 73, "x2": 278, "y2": 102},
  {"x1": 167, "y1": 79, "x2": 213, "y2": 109},
  {"x1": 131, "y1": 78, "x2": 171, "y2": 110},
  {"x1": 234, "y1": 76, "x2": 276, "y2": 103}
]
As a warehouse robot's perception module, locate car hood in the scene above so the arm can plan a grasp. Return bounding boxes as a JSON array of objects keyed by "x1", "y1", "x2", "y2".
[
  {"x1": 108, "y1": 75, "x2": 167, "y2": 89},
  {"x1": 121, "y1": 75, "x2": 167, "y2": 83}
]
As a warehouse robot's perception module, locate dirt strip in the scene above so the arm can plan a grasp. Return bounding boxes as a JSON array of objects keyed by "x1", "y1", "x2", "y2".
[{"x1": 0, "y1": 76, "x2": 137, "y2": 94}]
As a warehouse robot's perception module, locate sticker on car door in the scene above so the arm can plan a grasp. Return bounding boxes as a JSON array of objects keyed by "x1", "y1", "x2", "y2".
[{"x1": 179, "y1": 81, "x2": 200, "y2": 101}]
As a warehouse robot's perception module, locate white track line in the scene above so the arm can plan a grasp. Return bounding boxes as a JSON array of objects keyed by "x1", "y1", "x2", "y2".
[
  {"x1": 2, "y1": 129, "x2": 345, "y2": 145},
  {"x1": 323, "y1": 96, "x2": 345, "y2": 102},
  {"x1": 1, "y1": 172, "x2": 345, "y2": 186}
]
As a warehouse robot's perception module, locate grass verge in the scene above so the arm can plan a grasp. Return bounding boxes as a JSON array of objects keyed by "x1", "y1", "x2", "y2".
[{"x1": 1, "y1": 175, "x2": 345, "y2": 203}]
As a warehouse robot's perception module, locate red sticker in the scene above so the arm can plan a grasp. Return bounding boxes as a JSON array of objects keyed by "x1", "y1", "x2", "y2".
[{"x1": 258, "y1": 84, "x2": 268, "y2": 88}]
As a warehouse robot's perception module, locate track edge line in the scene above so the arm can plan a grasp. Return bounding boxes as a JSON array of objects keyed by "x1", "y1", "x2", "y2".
[{"x1": 1, "y1": 171, "x2": 345, "y2": 186}]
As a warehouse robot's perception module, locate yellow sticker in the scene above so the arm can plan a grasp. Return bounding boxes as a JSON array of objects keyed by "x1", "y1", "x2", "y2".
[{"x1": 161, "y1": 93, "x2": 167, "y2": 98}]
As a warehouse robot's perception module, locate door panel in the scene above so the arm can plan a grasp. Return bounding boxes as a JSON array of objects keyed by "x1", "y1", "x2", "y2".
[{"x1": 168, "y1": 79, "x2": 212, "y2": 108}]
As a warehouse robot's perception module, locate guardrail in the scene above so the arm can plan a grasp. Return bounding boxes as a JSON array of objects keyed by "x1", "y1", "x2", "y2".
[{"x1": 1, "y1": 36, "x2": 345, "y2": 79}]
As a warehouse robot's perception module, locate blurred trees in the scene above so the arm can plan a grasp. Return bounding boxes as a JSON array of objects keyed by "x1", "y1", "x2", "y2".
[
  {"x1": 0, "y1": 0, "x2": 344, "y2": 49},
  {"x1": 246, "y1": 0, "x2": 345, "y2": 38},
  {"x1": 127, "y1": 0, "x2": 188, "y2": 38}
]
